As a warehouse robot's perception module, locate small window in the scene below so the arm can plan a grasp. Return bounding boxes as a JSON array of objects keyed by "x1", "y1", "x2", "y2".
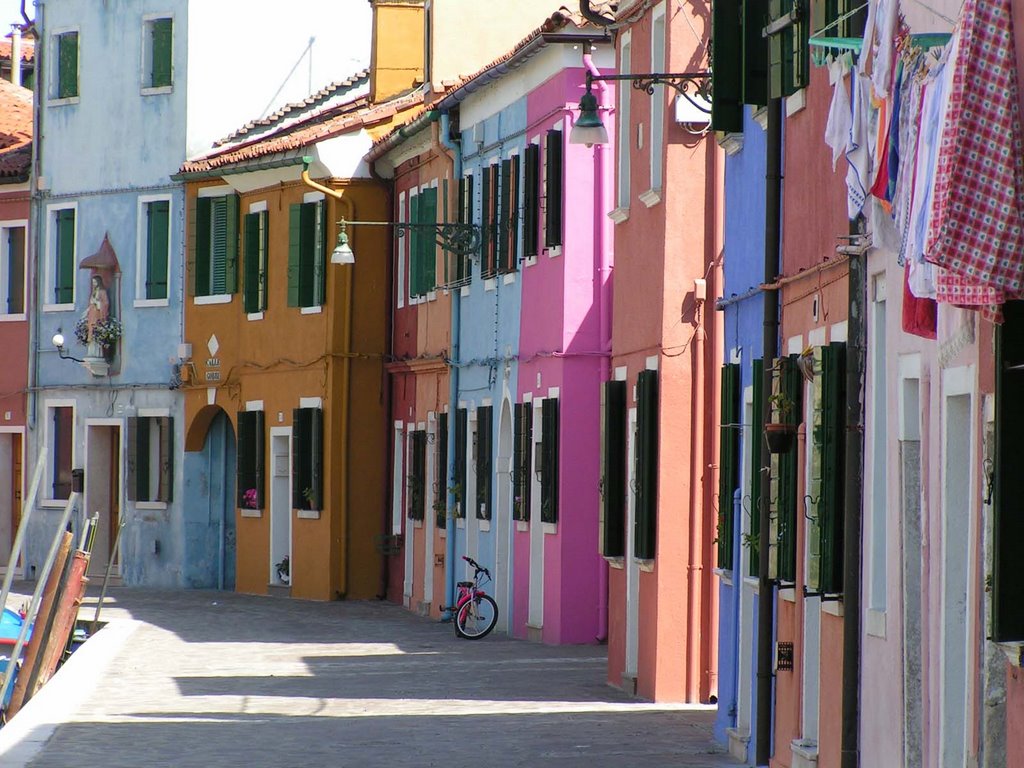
[
  {"x1": 0, "y1": 221, "x2": 26, "y2": 316},
  {"x1": 475, "y1": 406, "x2": 492, "y2": 520},
  {"x1": 191, "y1": 193, "x2": 239, "y2": 298},
  {"x1": 49, "y1": 206, "x2": 75, "y2": 306},
  {"x1": 292, "y1": 407, "x2": 323, "y2": 511},
  {"x1": 287, "y1": 200, "x2": 325, "y2": 308},
  {"x1": 243, "y1": 210, "x2": 268, "y2": 313},
  {"x1": 408, "y1": 430, "x2": 426, "y2": 521},
  {"x1": 544, "y1": 130, "x2": 563, "y2": 248},
  {"x1": 140, "y1": 199, "x2": 170, "y2": 301},
  {"x1": 410, "y1": 187, "x2": 437, "y2": 298},
  {"x1": 126, "y1": 416, "x2": 174, "y2": 503},
  {"x1": 540, "y1": 398, "x2": 559, "y2": 523},
  {"x1": 50, "y1": 406, "x2": 74, "y2": 500},
  {"x1": 143, "y1": 17, "x2": 173, "y2": 90},
  {"x1": 53, "y1": 31, "x2": 78, "y2": 99},
  {"x1": 236, "y1": 410, "x2": 265, "y2": 511},
  {"x1": 513, "y1": 403, "x2": 532, "y2": 522}
]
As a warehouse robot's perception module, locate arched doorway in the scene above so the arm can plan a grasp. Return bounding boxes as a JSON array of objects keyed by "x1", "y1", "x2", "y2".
[{"x1": 183, "y1": 406, "x2": 236, "y2": 590}]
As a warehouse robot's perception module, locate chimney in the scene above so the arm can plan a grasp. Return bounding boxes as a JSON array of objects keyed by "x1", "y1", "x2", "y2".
[
  {"x1": 368, "y1": 0, "x2": 425, "y2": 104},
  {"x1": 11, "y1": 28, "x2": 21, "y2": 87}
]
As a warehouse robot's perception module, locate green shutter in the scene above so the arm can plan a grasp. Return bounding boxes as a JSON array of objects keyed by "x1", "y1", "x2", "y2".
[
  {"x1": 195, "y1": 196, "x2": 212, "y2": 297},
  {"x1": 55, "y1": 209, "x2": 75, "y2": 304},
  {"x1": 151, "y1": 18, "x2": 172, "y2": 87},
  {"x1": 224, "y1": 194, "x2": 240, "y2": 294},
  {"x1": 718, "y1": 363, "x2": 741, "y2": 570},
  {"x1": 743, "y1": 0, "x2": 769, "y2": 106},
  {"x1": 768, "y1": 0, "x2": 809, "y2": 99},
  {"x1": 523, "y1": 144, "x2": 539, "y2": 257},
  {"x1": 476, "y1": 407, "x2": 492, "y2": 520},
  {"x1": 409, "y1": 194, "x2": 421, "y2": 297},
  {"x1": 456, "y1": 178, "x2": 467, "y2": 283},
  {"x1": 291, "y1": 408, "x2": 306, "y2": 508},
  {"x1": 236, "y1": 411, "x2": 254, "y2": 508},
  {"x1": 58, "y1": 32, "x2": 78, "y2": 99},
  {"x1": 159, "y1": 417, "x2": 174, "y2": 502},
  {"x1": 544, "y1": 130, "x2": 563, "y2": 248},
  {"x1": 125, "y1": 416, "x2": 138, "y2": 502},
  {"x1": 147, "y1": 200, "x2": 170, "y2": 300},
  {"x1": 311, "y1": 201, "x2": 325, "y2": 306},
  {"x1": 287, "y1": 203, "x2": 301, "y2": 307},
  {"x1": 454, "y1": 408, "x2": 467, "y2": 518},
  {"x1": 187, "y1": 195, "x2": 198, "y2": 296},
  {"x1": 243, "y1": 212, "x2": 261, "y2": 313},
  {"x1": 513, "y1": 403, "x2": 533, "y2": 523},
  {"x1": 635, "y1": 371, "x2": 658, "y2": 559},
  {"x1": 420, "y1": 188, "x2": 437, "y2": 293},
  {"x1": 772, "y1": 356, "x2": 802, "y2": 581},
  {"x1": 601, "y1": 381, "x2": 627, "y2": 557},
  {"x1": 310, "y1": 407, "x2": 323, "y2": 510},
  {"x1": 818, "y1": 342, "x2": 846, "y2": 593},
  {"x1": 749, "y1": 358, "x2": 764, "y2": 576},
  {"x1": 541, "y1": 398, "x2": 560, "y2": 524},
  {"x1": 436, "y1": 413, "x2": 449, "y2": 530},
  {"x1": 711, "y1": 0, "x2": 744, "y2": 132}
]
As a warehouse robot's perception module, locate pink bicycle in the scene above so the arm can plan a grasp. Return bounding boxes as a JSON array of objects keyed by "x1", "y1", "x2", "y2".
[{"x1": 445, "y1": 555, "x2": 499, "y2": 639}]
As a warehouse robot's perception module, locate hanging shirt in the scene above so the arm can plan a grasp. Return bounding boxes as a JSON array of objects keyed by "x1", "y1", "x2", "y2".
[{"x1": 825, "y1": 57, "x2": 852, "y2": 169}]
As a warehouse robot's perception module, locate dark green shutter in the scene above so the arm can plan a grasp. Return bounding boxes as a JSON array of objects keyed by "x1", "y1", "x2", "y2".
[
  {"x1": 743, "y1": 0, "x2": 769, "y2": 106},
  {"x1": 420, "y1": 188, "x2": 437, "y2": 293},
  {"x1": 151, "y1": 18, "x2": 172, "y2": 87},
  {"x1": 773, "y1": 356, "x2": 802, "y2": 581},
  {"x1": 476, "y1": 406, "x2": 492, "y2": 520},
  {"x1": 147, "y1": 200, "x2": 169, "y2": 300},
  {"x1": 718, "y1": 364, "x2": 741, "y2": 570},
  {"x1": 544, "y1": 130, "x2": 563, "y2": 248},
  {"x1": 750, "y1": 358, "x2": 764, "y2": 576},
  {"x1": 291, "y1": 408, "x2": 305, "y2": 507},
  {"x1": 287, "y1": 204, "x2": 301, "y2": 307},
  {"x1": 187, "y1": 195, "x2": 198, "y2": 296},
  {"x1": 58, "y1": 32, "x2": 78, "y2": 98},
  {"x1": 243, "y1": 212, "x2": 261, "y2": 313},
  {"x1": 310, "y1": 408, "x2": 323, "y2": 510},
  {"x1": 195, "y1": 197, "x2": 212, "y2": 297},
  {"x1": 55, "y1": 209, "x2": 75, "y2": 304},
  {"x1": 541, "y1": 398, "x2": 559, "y2": 523},
  {"x1": 454, "y1": 408, "x2": 467, "y2": 518},
  {"x1": 711, "y1": 0, "x2": 744, "y2": 132},
  {"x1": 513, "y1": 403, "x2": 533, "y2": 522},
  {"x1": 635, "y1": 371, "x2": 658, "y2": 559},
  {"x1": 818, "y1": 343, "x2": 846, "y2": 593},
  {"x1": 236, "y1": 411, "x2": 253, "y2": 507},
  {"x1": 409, "y1": 431, "x2": 426, "y2": 521},
  {"x1": 767, "y1": 0, "x2": 809, "y2": 99},
  {"x1": 601, "y1": 381, "x2": 627, "y2": 557},
  {"x1": 409, "y1": 194, "x2": 421, "y2": 297},
  {"x1": 456, "y1": 178, "x2": 468, "y2": 283},
  {"x1": 499, "y1": 158, "x2": 512, "y2": 271},
  {"x1": 6, "y1": 227, "x2": 25, "y2": 314},
  {"x1": 158, "y1": 417, "x2": 174, "y2": 502},
  {"x1": 994, "y1": 302, "x2": 1024, "y2": 641},
  {"x1": 523, "y1": 144, "x2": 539, "y2": 257},
  {"x1": 436, "y1": 413, "x2": 449, "y2": 530},
  {"x1": 224, "y1": 194, "x2": 240, "y2": 294},
  {"x1": 125, "y1": 416, "x2": 139, "y2": 502},
  {"x1": 312, "y1": 201, "x2": 325, "y2": 306},
  {"x1": 136, "y1": 417, "x2": 152, "y2": 502}
]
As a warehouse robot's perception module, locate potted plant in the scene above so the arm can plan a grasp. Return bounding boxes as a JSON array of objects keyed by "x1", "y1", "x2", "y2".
[
  {"x1": 275, "y1": 555, "x2": 290, "y2": 585},
  {"x1": 764, "y1": 391, "x2": 796, "y2": 454},
  {"x1": 301, "y1": 486, "x2": 319, "y2": 510},
  {"x1": 242, "y1": 488, "x2": 259, "y2": 510}
]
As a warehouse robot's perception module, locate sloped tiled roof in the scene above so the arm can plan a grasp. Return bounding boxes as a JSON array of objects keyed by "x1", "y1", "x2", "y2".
[
  {"x1": 180, "y1": 88, "x2": 424, "y2": 174},
  {"x1": 0, "y1": 78, "x2": 32, "y2": 180},
  {"x1": 213, "y1": 69, "x2": 370, "y2": 147},
  {"x1": 0, "y1": 37, "x2": 34, "y2": 63}
]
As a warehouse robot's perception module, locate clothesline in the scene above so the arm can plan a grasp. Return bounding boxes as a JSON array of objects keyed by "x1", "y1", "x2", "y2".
[{"x1": 809, "y1": 2, "x2": 870, "y2": 40}]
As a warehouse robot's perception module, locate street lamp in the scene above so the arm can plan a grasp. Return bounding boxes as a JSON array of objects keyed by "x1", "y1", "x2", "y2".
[
  {"x1": 52, "y1": 328, "x2": 84, "y2": 363},
  {"x1": 569, "y1": 70, "x2": 713, "y2": 146}
]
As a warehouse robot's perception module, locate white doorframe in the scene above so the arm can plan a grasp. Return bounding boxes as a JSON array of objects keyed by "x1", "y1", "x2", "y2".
[
  {"x1": 528, "y1": 399, "x2": 544, "y2": 630},
  {"x1": 84, "y1": 418, "x2": 123, "y2": 577},
  {"x1": 269, "y1": 427, "x2": 292, "y2": 586}
]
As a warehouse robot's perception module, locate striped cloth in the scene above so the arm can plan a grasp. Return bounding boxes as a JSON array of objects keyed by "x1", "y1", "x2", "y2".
[{"x1": 926, "y1": 0, "x2": 1024, "y2": 299}]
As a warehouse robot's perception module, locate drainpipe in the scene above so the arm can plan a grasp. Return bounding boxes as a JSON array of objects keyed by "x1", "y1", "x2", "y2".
[
  {"x1": 28, "y1": 1, "x2": 44, "y2": 437},
  {"x1": 11, "y1": 28, "x2": 21, "y2": 87},
  {"x1": 583, "y1": 50, "x2": 611, "y2": 643},
  {"x1": 755, "y1": 96, "x2": 782, "y2": 768},
  {"x1": 841, "y1": 221, "x2": 866, "y2": 768},
  {"x1": 439, "y1": 110, "x2": 461, "y2": 618},
  {"x1": 579, "y1": 0, "x2": 615, "y2": 26}
]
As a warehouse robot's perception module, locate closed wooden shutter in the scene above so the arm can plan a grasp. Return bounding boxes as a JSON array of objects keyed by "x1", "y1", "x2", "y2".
[
  {"x1": 541, "y1": 398, "x2": 559, "y2": 523},
  {"x1": 125, "y1": 416, "x2": 139, "y2": 502},
  {"x1": 544, "y1": 130, "x2": 563, "y2": 248},
  {"x1": 475, "y1": 407, "x2": 492, "y2": 520},
  {"x1": 58, "y1": 32, "x2": 78, "y2": 98},
  {"x1": 223, "y1": 194, "x2": 240, "y2": 294},
  {"x1": 601, "y1": 381, "x2": 627, "y2": 558},
  {"x1": 420, "y1": 187, "x2": 437, "y2": 293},
  {"x1": 158, "y1": 417, "x2": 174, "y2": 503},
  {"x1": 499, "y1": 158, "x2": 512, "y2": 272},
  {"x1": 436, "y1": 413, "x2": 448, "y2": 530},
  {"x1": 150, "y1": 18, "x2": 172, "y2": 87},
  {"x1": 772, "y1": 356, "x2": 802, "y2": 582},
  {"x1": 55, "y1": 209, "x2": 75, "y2": 304},
  {"x1": 311, "y1": 200, "x2": 325, "y2": 306},
  {"x1": 513, "y1": 403, "x2": 532, "y2": 522},
  {"x1": 146, "y1": 200, "x2": 169, "y2": 300},
  {"x1": 711, "y1": 0, "x2": 744, "y2": 132},
  {"x1": 818, "y1": 342, "x2": 846, "y2": 593},
  {"x1": 409, "y1": 431, "x2": 426, "y2": 521},
  {"x1": 767, "y1": 0, "x2": 808, "y2": 99},
  {"x1": 718, "y1": 364, "x2": 741, "y2": 569},
  {"x1": 309, "y1": 407, "x2": 323, "y2": 511},
  {"x1": 523, "y1": 144, "x2": 539, "y2": 258},
  {"x1": 243, "y1": 212, "x2": 261, "y2": 314},
  {"x1": 635, "y1": 370, "x2": 658, "y2": 559},
  {"x1": 749, "y1": 358, "x2": 764, "y2": 576},
  {"x1": 454, "y1": 408, "x2": 467, "y2": 517},
  {"x1": 409, "y1": 194, "x2": 421, "y2": 297},
  {"x1": 287, "y1": 204, "x2": 301, "y2": 307},
  {"x1": 187, "y1": 195, "x2": 198, "y2": 296},
  {"x1": 6, "y1": 226, "x2": 25, "y2": 314}
]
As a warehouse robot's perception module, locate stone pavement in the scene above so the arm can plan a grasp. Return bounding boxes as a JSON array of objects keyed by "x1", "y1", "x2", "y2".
[{"x1": 2, "y1": 587, "x2": 738, "y2": 768}]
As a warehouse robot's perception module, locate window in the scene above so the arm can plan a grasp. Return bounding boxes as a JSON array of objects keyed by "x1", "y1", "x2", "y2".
[
  {"x1": 635, "y1": 370, "x2": 658, "y2": 559},
  {"x1": 807, "y1": 343, "x2": 846, "y2": 594},
  {"x1": 711, "y1": 0, "x2": 770, "y2": 131},
  {"x1": 454, "y1": 408, "x2": 467, "y2": 518},
  {"x1": 48, "y1": 206, "x2": 75, "y2": 307},
  {"x1": 408, "y1": 430, "x2": 426, "y2": 520},
  {"x1": 718, "y1": 363, "x2": 741, "y2": 570},
  {"x1": 543, "y1": 130, "x2": 563, "y2": 249},
  {"x1": 481, "y1": 163, "x2": 499, "y2": 278},
  {"x1": 522, "y1": 144, "x2": 540, "y2": 259},
  {"x1": 126, "y1": 416, "x2": 173, "y2": 503},
  {"x1": 236, "y1": 410, "x2": 265, "y2": 511},
  {"x1": 0, "y1": 221, "x2": 26, "y2": 316},
  {"x1": 436, "y1": 413, "x2": 448, "y2": 530},
  {"x1": 513, "y1": 402, "x2": 532, "y2": 522},
  {"x1": 475, "y1": 406, "x2": 492, "y2": 520},
  {"x1": 53, "y1": 30, "x2": 78, "y2": 99},
  {"x1": 540, "y1": 398, "x2": 559, "y2": 523},
  {"x1": 767, "y1": 0, "x2": 811, "y2": 99},
  {"x1": 410, "y1": 186, "x2": 437, "y2": 298},
  {"x1": 617, "y1": 35, "x2": 632, "y2": 208},
  {"x1": 50, "y1": 406, "x2": 73, "y2": 501},
  {"x1": 243, "y1": 209, "x2": 268, "y2": 313},
  {"x1": 291, "y1": 407, "x2": 323, "y2": 511},
  {"x1": 453, "y1": 176, "x2": 474, "y2": 284},
  {"x1": 601, "y1": 381, "x2": 627, "y2": 557},
  {"x1": 768, "y1": 356, "x2": 803, "y2": 582},
  {"x1": 139, "y1": 197, "x2": 170, "y2": 302},
  {"x1": 498, "y1": 156, "x2": 519, "y2": 273},
  {"x1": 287, "y1": 199, "x2": 325, "y2": 308},
  {"x1": 191, "y1": 192, "x2": 239, "y2": 298},
  {"x1": 143, "y1": 17, "x2": 173, "y2": 90},
  {"x1": 649, "y1": 7, "x2": 666, "y2": 194}
]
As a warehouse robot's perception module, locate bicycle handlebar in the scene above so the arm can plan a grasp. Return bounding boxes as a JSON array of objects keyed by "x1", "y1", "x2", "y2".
[{"x1": 461, "y1": 555, "x2": 490, "y2": 577}]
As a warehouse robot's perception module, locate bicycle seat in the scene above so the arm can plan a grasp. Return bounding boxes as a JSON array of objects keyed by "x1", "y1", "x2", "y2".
[{"x1": 457, "y1": 581, "x2": 474, "y2": 587}]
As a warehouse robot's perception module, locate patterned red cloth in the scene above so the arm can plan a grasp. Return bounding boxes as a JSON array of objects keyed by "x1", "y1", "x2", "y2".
[
  {"x1": 903, "y1": 264, "x2": 937, "y2": 338},
  {"x1": 926, "y1": 0, "x2": 1024, "y2": 296}
]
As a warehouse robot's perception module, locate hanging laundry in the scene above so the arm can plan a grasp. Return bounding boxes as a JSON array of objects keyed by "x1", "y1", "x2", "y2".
[
  {"x1": 870, "y1": 0, "x2": 901, "y2": 97},
  {"x1": 825, "y1": 57, "x2": 852, "y2": 169},
  {"x1": 902, "y1": 263, "x2": 937, "y2": 338},
  {"x1": 926, "y1": 0, "x2": 1024, "y2": 298},
  {"x1": 846, "y1": 69, "x2": 873, "y2": 218}
]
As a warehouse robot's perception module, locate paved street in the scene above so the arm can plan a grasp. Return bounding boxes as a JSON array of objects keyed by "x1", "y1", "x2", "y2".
[{"x1": 1, "y1": 588, "x2": 736, "y2": 768}]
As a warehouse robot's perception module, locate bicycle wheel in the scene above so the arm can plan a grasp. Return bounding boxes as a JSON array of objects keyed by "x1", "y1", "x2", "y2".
[{"x1": 455, "y1": 594, "x2": 498, "y2": 639}]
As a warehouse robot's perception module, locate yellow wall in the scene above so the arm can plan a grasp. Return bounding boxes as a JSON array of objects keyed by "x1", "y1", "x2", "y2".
[
  {"x1": 183, "y1": 177, "x2": 391, "y2": 601},
  {"x1": 370, "y1": 0, "x2": 425, "y2": 103}
]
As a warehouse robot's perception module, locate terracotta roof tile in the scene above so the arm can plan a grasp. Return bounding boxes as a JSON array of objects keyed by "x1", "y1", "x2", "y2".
[
  {"x1": 0, "y1": 37, "x2": 34, "y2": 63},
  {"x1": 213, "y1": 69, "x2": 370, "y2": 147},
  {"x1": 0, "y1": 78, "x2": 32, "y2": 180}
]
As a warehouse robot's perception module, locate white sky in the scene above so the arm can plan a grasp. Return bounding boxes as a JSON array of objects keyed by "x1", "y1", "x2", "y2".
[{"x1": 1, "y1": 0, "x2": 27, "y2": 33}]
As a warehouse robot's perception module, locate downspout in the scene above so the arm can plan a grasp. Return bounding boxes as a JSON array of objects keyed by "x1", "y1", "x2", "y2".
[
  {"x1": 841, "y1": 221, "x2": 866, "y2": 768},
  {"x1": 583, "y1": 50, "x2": 611, "y2": 643},
  {"x1": 439, "y1": 110, "x2": 460, "y2": 619},
  {"x1": 28, "y1": 1, "x2": 44, "y2": 436},
  {"x1": 688, "y1": 297, "x2": 705, "y2": 700},
  {"x1": 755, "y1": 96, "x2": 782, "y2": 767},
  {"x1": 579, "y1": 0, "x2": 615, "y2": 26}
]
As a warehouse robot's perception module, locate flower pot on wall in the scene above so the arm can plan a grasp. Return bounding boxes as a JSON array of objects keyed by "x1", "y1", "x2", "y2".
[{"x1": 764, "y1": 422, "x2": 796, "y2": 454}]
